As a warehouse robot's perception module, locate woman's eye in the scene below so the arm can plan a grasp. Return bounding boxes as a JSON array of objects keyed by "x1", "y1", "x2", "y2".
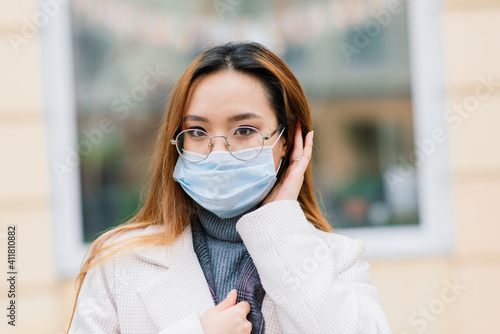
[
  {"x1": 192, "y1": 130, "x2": 205, "y2": 138},
  {"x1": 234, "y1": 127, "x2": 257, "y2": 136},
  {"x1": 187, "y1": 128, "x2": 207, "y2": 138}
]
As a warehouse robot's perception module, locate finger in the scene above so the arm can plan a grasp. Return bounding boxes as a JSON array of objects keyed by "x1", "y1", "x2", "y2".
[
  {"x1": 216, "y1": 289, "x2": 237, "y2": 310},
  {"x1": 295, "y1": 130, "x2": 313, "y2": 172},
  {"x1": 234, "y1": 301, "x2": 251, "y2": 316}
]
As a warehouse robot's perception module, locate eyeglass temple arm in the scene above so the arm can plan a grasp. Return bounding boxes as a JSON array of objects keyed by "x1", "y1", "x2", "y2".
[{"x1": 264, "y1": 124, "x2": 284, "y2": 140}]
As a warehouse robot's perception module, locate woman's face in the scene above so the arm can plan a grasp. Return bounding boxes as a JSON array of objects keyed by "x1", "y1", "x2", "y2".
[{"x1": 182, "y1": 70, "x2": 286, "y2": 170}]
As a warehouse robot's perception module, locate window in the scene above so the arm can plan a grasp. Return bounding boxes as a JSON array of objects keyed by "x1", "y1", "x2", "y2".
[{"x1": 45, "y1": 0, "x2": 451, "y2": 277}]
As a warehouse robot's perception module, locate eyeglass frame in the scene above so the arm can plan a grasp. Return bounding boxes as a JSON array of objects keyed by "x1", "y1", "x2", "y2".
[{"x1": 170, "y1": 123, "x2": 285, "y2": 162}]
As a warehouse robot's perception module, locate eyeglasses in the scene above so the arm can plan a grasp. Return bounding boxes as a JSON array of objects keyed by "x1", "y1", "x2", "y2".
[{"x1": 171, "y1": 124, "x2": 285, "y2": 163}]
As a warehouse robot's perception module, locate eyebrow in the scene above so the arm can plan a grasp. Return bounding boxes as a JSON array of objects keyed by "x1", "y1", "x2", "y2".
[
  {"x1": 183, "y1": 112, "x2": 263, "y2": 123},
  {"x1": 227, "y1": 112, "x2": 263, "y2": 122},
  {"x1": 183, "y1": 114, "x2": 209, "y2": 122}
]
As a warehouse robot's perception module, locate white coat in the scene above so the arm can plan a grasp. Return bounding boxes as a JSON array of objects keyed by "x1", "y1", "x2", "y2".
[{"x1": 69, "y1": 200, "x2": 392, "y2": 333}]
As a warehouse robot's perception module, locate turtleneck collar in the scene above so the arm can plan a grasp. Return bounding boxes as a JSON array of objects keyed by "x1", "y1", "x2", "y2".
[{"x1": 194, "y1": 203, "x2": 257, "y2": 242}]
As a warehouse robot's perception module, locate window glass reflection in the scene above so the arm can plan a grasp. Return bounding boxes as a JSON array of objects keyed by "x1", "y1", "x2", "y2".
[{"x1": 71, "y1": 0, "x2": 417, "y2": 241}]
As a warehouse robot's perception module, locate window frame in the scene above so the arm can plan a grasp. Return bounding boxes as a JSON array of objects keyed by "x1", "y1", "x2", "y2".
[
  {"x1": 42, "y1": 2, "x2": 88, "y2": 278},
  {"x1": 44, "y1": 0, "x2": 451, "y2": 278},
  {"x1": 338, "y1": 0, "x2": 453, "y2": 258}
]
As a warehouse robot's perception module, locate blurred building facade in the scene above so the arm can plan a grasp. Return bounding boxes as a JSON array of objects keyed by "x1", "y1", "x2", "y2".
[{"x1": 1, "y1": 0, "x2": 499, "y2": 333}]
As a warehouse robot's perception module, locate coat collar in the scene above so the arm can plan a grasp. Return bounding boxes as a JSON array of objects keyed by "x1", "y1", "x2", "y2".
[
  {"x1": 133, "y1": 223, "x2": 216, "y2": 330},
  {"x1": 133, "y1": 223, "x2": 190, "y2": 268},
  {"x1": 132, "y1": 222, "x2": 280, "y2": 332}
]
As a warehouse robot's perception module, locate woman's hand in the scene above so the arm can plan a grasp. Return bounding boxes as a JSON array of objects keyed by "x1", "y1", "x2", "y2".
[
  {"x1": 199, "y1": 289, "x2": 252, "y2": 334},
  {"x1": 265, "y1": 124, "x2": 313, "y2": 203}
]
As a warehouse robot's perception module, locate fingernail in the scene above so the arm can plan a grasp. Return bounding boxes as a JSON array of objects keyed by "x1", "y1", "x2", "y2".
[{"x1": 228, "y1": 289, "x2": 236, "y2": 298}]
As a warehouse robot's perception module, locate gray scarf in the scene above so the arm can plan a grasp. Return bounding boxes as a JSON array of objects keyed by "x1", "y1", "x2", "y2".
[{"x1": 191, "y1": 204, "x2": 265, "y2": 334}]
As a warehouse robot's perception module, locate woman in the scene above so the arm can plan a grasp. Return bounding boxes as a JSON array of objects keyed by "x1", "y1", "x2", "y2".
[{"x1": 67, "y1": 42, "x2": 392, "y2": 334}]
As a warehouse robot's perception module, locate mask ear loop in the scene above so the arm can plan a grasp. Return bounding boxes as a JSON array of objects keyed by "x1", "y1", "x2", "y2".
[
  {"x1": 271, "y1": 125, "x2": 286, "y2": 149},
  {"x1": 275, "y1": 158, "x2": 283, "y2": 175},
  {"x1": 270, "y1": 126, "x2": 286, "y2": 175}
]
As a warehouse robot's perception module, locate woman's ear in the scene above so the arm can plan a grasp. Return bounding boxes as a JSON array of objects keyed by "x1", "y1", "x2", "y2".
[{"x1": 280, "y1": 136, "x2": 287, "y2": 159}]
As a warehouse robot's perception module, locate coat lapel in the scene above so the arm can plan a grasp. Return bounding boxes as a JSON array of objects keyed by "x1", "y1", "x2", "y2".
[
  {"x1": 135, "y1": 224, "x2": 216, "y2": 330},
  {"x1": 133, "y1": 224, "x2": 282, "y2": 333}
]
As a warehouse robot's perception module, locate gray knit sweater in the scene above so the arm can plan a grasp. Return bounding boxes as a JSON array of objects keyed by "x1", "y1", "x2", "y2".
[{"x1": 195, "y1": 204, "x2": 251, "y2": 304}]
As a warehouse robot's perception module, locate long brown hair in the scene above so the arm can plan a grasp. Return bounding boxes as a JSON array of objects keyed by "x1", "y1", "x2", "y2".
[{"x1": 66, "y1": 41, "x2": 332, "y2": 332}]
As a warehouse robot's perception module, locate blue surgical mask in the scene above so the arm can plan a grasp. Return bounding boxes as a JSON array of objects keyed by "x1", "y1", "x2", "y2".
[{"x1": 173, "y1": 129, "x2": 284, "y2": 218}]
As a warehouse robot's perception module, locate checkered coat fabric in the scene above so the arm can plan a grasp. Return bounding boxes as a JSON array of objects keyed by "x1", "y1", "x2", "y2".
[{"x1": 69, "y1": 200, "x2": 392, "y2": 333}]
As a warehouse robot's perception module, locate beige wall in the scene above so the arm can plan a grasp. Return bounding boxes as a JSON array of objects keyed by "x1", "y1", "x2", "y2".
[
  {"x1": 1, "y1": 0, "x2": 499, "y2": 333},
  {"x1": 0, "y1": 1, "x2": 72, "y2": 333}
]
